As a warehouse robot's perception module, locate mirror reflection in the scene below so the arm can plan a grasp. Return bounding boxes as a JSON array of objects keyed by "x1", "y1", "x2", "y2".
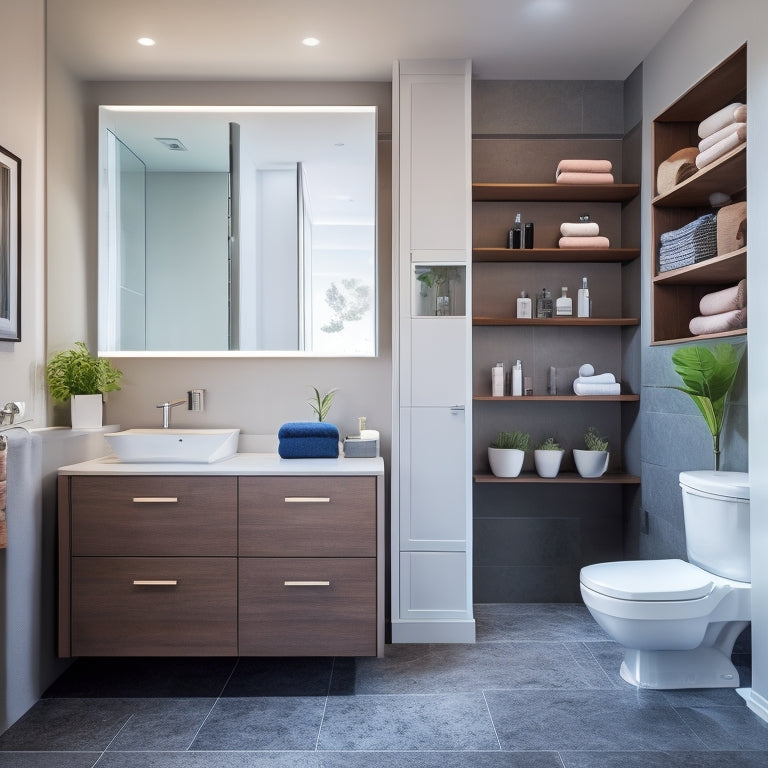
[{"x1": 98, "y1": 106, "x2": 377, "y2": 355}]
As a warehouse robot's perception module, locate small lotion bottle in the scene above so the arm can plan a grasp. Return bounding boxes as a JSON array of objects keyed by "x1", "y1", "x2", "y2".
[
  {"x1": 577, "y1": 277, "x2": 591, "y2": 318},
  {"x1": 508, "y1": 213, "x2": 522, "y2": 248},
  {"x1": 555, "y1": 286, "x2": 572, "y2": 316},
  {"x1": 492, "y1": 362, "x2": 505, "y2": 397},
  {"x1": 516, "y1": 290, "x2": 532, "y2": 319},
  {"x1": 512, "y1": 360, "x2": 523, "y2": 396}
]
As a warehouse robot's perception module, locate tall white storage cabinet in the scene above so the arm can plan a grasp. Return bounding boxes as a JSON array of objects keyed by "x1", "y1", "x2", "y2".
[{"x1": 392, "y1": 60, "x2": 474, "y2": 643}]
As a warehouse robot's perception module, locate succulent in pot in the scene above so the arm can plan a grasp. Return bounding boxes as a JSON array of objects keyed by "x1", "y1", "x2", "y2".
[
  {"x1": 573, "y1": 426, "x2": 609, "y2": 478},
  {"x1": 488, "y1": 430, "x2": 530, "y2": 478},
  {"x1": 534, "y1": 436, "x2": 565, "y2": 478}
]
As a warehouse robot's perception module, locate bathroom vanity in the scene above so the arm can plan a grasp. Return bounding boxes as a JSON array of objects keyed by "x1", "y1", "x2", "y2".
[{"x1": 57, "y1": 454, "x2": 385, "y2": 658}]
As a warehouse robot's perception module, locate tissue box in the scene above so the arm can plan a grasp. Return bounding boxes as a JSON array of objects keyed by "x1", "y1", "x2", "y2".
[
  {"x1": 278, "y1": 421, "x2": 340, "y2": 459},
  {"x1": 343, "y1": 436, "x2": 378, "y2": 458}
]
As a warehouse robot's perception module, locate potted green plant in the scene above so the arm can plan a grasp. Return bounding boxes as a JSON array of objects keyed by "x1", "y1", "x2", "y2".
[
  {"x1": 307, "y1": 386, "x2": 338, "y2": 422},
  {"x1": 46, "y1": 342, "x2": 122, "y2": 429},
  {"x1": 669, "y1": 342, "x2": 745, "y2": 470},
  {"x1": 488, "y1": 430, "x2": 530, "y2": 478},
  {"x1": 534, "y1": 436, "x2": 565, "y2": 478},
  {"x1": 573, "y1": 426, "x2": 609, "y2": 478}
]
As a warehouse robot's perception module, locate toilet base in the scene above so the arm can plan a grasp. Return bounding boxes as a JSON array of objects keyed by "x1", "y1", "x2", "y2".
[{"x1": 621, "y1": 646, "x2": 741, "y2": 689}]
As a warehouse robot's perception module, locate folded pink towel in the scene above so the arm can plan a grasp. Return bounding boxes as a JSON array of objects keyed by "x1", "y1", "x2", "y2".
[
  {"x1": 698, "y1": 103, "x2": 747, "y2": 138},
  {"x1": 689, "y1": 307, "x2": 747, "y2": 336},
  {"x1": 558, "y1": 236, "x2": 610, "y2": 249},
  {"x1": 699, "y1": 279, "x2": 746, "y2": 316},
  {"x1": 556, "y1": 159, "x2": 613, "y2": 175},
  {"x1": 555, "y1": 171, "x2": 615, "y2": 185},
  {"x1": 699, "y1": 122, "x2": 747, "y2": 153},
  {"x1": 696, "y1": 128, "x2": 746, "y2": 169},
  {"x1": 560, "y1": 222, "x2": 600, "y2": 237}
]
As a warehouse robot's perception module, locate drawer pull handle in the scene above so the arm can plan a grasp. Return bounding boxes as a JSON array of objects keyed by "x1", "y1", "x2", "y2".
[
  {"x1": 284, "y1": 580, "x2": 330, "y2": 587},
  {"x1": 132, "y1": 497, "x2": 179, "y2": 503},
  {"x1": 132, "y1": 579, "x2": 179, "y2": 586},
  {"x1": 284, "y1": 497, "x2": 330, "y2": 504}
]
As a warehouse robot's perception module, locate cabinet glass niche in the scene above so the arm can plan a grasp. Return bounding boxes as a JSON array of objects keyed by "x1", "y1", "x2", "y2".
[{"x1": 413, "y1": 264, "x2": 467, "y2": 317}]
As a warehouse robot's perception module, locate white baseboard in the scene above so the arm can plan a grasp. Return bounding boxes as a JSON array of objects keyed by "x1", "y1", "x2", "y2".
[
  {"x1": 391, "y1": 619, "x2": 476, "y2": 644},
  {"x1": 746, "y1": 688, "x2": 768, "y2": 723}
]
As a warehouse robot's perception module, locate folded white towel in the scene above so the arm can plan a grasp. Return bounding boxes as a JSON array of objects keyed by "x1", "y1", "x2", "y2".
[
  {"x1": 560, "y1": 222, "x2": 600, "y2": 237},
  {"x1": 699, "y1": 122, "x2": 747, "y2": 153},
  {"x1": 575, "y1": 373, "x2": 616, "y2": 385},
  {"x1": 695, "y1": 128, "x2": 746, "y2": 170},
  {"x1": 698, "y1": 103, "x2": 747, "y2": 139},
  {"x1": 573, "y1": 381, "x2": 621, "y2": 396}
]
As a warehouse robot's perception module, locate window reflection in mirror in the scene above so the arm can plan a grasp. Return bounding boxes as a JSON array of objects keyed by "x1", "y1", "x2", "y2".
[{"x1": 98, "y1": 106, "x2": 377, "y2": 356}]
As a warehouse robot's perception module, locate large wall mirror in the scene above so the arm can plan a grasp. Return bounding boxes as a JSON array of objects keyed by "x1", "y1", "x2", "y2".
[{"x1": 98, "y1": 106, "x2": 377, "y2": 356}]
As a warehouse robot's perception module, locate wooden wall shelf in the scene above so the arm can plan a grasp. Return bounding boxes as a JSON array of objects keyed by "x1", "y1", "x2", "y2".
[
  {"x1": 473, "y1": 247, "x2": 640, "y2": 263},
  {"x1": 474, "y1": 395, "x2": 639, "y2": 402},
  {"x1": 473, "y1": 182, "x2": 639, "y2": 203}
]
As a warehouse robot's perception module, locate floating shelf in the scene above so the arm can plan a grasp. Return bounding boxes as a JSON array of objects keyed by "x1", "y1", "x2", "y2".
[
  {"x1": 474, "y1": 395, "x2": 639, "y2": 402},
  {"x1": 473, "y1": 247, "x2": 640, "y2": 263},
  {"x1": 473, "y1": 317, "x2": 639, "y2": 327},
  {"x1": 653, "y1": 248, "x2": 746, "y2": 286},
  {"x1": 473, "y1": 182, "x2": 639, "y2": 203},
  {"x1": 650, "y1": 328, "x2": 747, "y2": 347},
  {"x1": 474, "y1": 472, "x2": 641, "y2": 485}
]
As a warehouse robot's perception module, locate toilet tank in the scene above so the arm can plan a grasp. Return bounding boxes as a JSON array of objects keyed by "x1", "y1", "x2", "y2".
[{"x1": 680, "y1": 470, "x2": 750, "y2": 582}]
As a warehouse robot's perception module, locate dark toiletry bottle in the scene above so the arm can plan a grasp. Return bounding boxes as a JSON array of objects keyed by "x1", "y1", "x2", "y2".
[
  {"x1": 523, "y1": 222, "x2": 534, "y2": 249},
  {"x1": 508, "y1": 212, "x2": 522, "y2": 248}
]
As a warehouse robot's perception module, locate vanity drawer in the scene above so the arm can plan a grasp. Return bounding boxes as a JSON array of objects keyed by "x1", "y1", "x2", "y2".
[
  {"x1": 71, "y1": 557, "x2": 237, "y2": 656},
  {"x1": 239, "y1": 557, "x2": 376, "y2": 656},
  {"x1": 239, "y1": 476, "x2": 375, "y2": 556},
  {"x1": 70, "y1": 476, "x2": 237, "y2": 556}
]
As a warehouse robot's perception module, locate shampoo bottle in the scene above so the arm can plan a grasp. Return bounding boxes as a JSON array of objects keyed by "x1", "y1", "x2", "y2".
[
  {"x1": 516, "y1": 290, "x2": 532, "y2": 319},
  {"x1": 512, "y1": 360, "x2": 523, "y2": 396},
  {"x1": 577, "y1": 277, "x2": 591, "y2": 317},
  {"x1": 492, "y1": 362, "x2": 505, "y2": 397}
]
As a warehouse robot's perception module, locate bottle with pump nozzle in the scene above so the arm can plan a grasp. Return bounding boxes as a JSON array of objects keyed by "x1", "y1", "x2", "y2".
[
  {"x1": 556, "y1": 286, "x2": 572, "y2": 316},
  {"x1": 508, "y1": 212, "x2": 522, "y2": 248},
  {"x1": 577, "y1": 277, "x2": 591, "y2": 317},
  {"x1": 512, "y1": 360, "x2": 523, "y2": 396}
]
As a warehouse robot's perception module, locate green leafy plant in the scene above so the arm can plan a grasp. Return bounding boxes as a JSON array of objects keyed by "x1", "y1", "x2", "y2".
[
  {"x1": 584, "y1": 426, "x2": 608, "y2": 452},
  {"x1": 670, "y1": 342, "x2": 745, "y2": 470},
  {"x1": 308, "y1": 387, "x2": 338, "y2": 422},
  {"x1": 537, "y1": 437, "x2": 561, "y2": 451},
  {"x1": 490, "y1": 430, "x2": 530, "y2": 451},
  {"x1": 46, "y1": 342, "x2": 123, "y2": 402}
]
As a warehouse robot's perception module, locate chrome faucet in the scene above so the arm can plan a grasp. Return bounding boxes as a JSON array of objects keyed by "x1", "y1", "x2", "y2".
[
  {"x1": 0, "y1": 402, "x2": 20, "y2": 426},
  {"x1": 156, "y1": 398, "x2": 187, "y2": 429}
]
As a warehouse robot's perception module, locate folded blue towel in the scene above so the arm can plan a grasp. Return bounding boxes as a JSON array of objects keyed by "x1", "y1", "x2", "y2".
[{"x1": 278, "y1": 421, "x2": 340, "y2": 459}]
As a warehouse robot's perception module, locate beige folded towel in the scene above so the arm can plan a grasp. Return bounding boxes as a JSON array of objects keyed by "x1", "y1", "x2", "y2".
[
  {"x1": 556, "y1": 159, "x2": 613, "y2": 175},
  {"x1": 689, "y1": 307, "x2": 747, "y2": 336},
  {"x1": 699, "y1": 279, "x2": 746, "y2": 316},
  {"x1": 656, "y1": 147, "x2": 698, "y2": 196},
  {"x1": 696, "y1": 128, "x2": 746, "y2": 169},
  {"x1": 717, "y1": 201, "x2": 747, "y2": 255},
  {"x1": 698, "y1": 103, "x2": 747, "y2": 139},
  {"x1": 560, "y1": 222, "x2": 600, "y2": 237},
  {"x1": 699, "y1": 122, "x2": 747, "y2": 153},
  {"x1": 558, "y1": 236, "x2": 610, "y2": 249},
  {"x1": 556, "y1": 171, "x2": 615, "y2": 185}
]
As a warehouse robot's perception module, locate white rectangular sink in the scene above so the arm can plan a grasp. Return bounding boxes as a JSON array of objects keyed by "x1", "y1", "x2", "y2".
[{"x1": 105, "y1": 428, "x2": 240, "y2": 463}]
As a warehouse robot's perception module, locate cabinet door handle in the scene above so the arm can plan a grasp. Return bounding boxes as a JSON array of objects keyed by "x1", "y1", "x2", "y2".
[
  {"x1": 132, "y1": 579, "x2": 179, "y2": 586},
  {"x1": 284, "y1": 580, "x2": 331, "y2": 587},
  {"x1": 132, "y1": 497, "x2": 179, "y2": 503},
  {"x1": 283, "y1": 497, "x2": 330, "y2": 503},
  {"x1": 450, "y1": 405, "x2": 464, "y2": 411}
]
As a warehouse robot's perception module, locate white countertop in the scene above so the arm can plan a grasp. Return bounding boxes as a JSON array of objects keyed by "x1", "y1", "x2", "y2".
[{"x1": 58, "y1": 453, "x2": 384, "y2": 476}]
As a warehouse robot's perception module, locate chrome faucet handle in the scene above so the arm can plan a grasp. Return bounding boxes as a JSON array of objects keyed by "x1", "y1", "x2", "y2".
[
  {"x1": 156, "y1": 398, "x2": 187, "y2": 429},
  {"x1": 0, "y1": 402, "x2": 20, "y2": 426}
]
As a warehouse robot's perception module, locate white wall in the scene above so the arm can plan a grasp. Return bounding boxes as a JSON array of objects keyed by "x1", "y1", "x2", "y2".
[{"x1": 642, "y1": 0, "x2": 767, "y2": 721}]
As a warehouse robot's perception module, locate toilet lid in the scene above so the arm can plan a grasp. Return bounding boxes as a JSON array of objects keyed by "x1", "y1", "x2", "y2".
[{"x1": 580, "y1": 559, "x2": 714, "y2": 601}]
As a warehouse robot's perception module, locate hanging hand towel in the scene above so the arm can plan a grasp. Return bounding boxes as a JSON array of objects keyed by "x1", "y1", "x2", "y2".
[
  {"x1": 556, "y1": 159, "x2": 613, "y2": 175},
  {"x1": 689, "y1": 307, "x2": 747, "y2": 336},
  {"x1": 560, "y1": 222, "x2": 600, "y2": 237},
  {"x1": 555, "y1": 171, "x2": 614, "y2": 185},
  {"x1": 699, "y1": 279, "x2": 747, "y2": 316},
  {"x1": 278, "y1": 421, "x2": 340, "y2": 459},
  {"x1": 698, "y1": 103, "x2": 747, "y2": 139},
  {"x1": 558, "y1": 236, "x2": 610, "y2": 249}
]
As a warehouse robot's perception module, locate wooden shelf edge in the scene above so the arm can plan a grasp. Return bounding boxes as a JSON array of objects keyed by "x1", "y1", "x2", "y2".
[
  {"x1": 474, "y1": 472, "x2": 641, "y2": 485},
  {"x1": 473, "y1": 247, "x2": 640, "y2": 264},
  {"x1": 474, "y1": 317, "x2": 639, "y2": 327},
  {"x1": 472, "y1": 182, "x2": 639, "y2": 203},
  {"x1": 651, "y1": 328, "x2": 747, "y2": 346},
  {"x1": 474, "y1": 395, "x2": 639, "y2": 402},
  {"x1": 653, "y1": 248, "x2": 746, "y2": 286}
]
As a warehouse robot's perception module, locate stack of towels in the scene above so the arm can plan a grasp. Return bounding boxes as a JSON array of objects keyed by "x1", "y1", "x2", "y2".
[
  {"x1": 572, "y1": 363, "x2": 620, "y2": 396},
  {"x1": 689, "y1": 278, "x2": 747, "y2": 336},
  {"x1": 559, "y1": 220, "x2": 610, "y2": 249},
  {"x1": 658, "y1": 213, "x2": 717, "y2": 272},
  {"x1": 555, "y1": 159, "x2": 614, "y2": 185},
  {"x1": 696, "y1": 102, "x2": 747, "y2": 170},
  {"x1": 277, "y1": 421, "x2": 340, "y2": 459}
]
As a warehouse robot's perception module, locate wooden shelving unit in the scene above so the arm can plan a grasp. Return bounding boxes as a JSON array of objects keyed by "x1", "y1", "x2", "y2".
[
  {"x1": 473, "y1": 317, "x2": 639, "y2": 327},
  {"x1": 473, "y1": 247, "x2": 640, "y2": 263},
  {"x1": 474, "y1": 395, "x2": 639, "y2": 402},
  {"x1": 473, "y1": 182, "x2": 639, "y2": 203}
]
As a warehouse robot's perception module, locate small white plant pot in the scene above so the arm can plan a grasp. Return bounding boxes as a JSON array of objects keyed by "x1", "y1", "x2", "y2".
[
  {"x1": 488, "y1": 447, "x2": 525, "y2": 478},
  {"x1": 70, "y1": 394, "x2": 103, "y2": 430},
  {"x1": 534, "y1": 449, "x2": 564, "y2": 478},
  {"x1": 573, "y1": 449, "x2": 609, "y2": 478}
]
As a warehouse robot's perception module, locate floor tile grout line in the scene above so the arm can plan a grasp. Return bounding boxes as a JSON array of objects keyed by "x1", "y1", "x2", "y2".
[
  {"x1": 481, "y1": 689, "x2": 503, "y2": 751},
  {"x1": 314, "y1": 656, "x2": 335, "y2": 751}
]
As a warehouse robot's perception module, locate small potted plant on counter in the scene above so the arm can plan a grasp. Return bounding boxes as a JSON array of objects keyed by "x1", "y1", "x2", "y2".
[
  {"x1": 488, "y1": 430, "x2": 530, "y2": 478},
  {"x1": 534, "y1": 436, "x2": 565, "y2": 478},
  {"x1": 46, "y1": 341, "x2": 122, "y2": 429},
  {"x1": 573, "y1": 426, "x2": 609, "y2": 478}
]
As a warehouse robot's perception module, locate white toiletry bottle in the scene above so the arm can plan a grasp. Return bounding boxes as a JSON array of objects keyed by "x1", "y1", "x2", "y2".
[
  {"x1": 512, "y1": 360, "x2": 523, "y2": 396},
  {"x1": 556, "y1": 286, "x2": 572, "y2": 316},
  {"x1": 492, "y1": 362, "x2": 505, "y2": 397},
  {"x1": 577, "y1": 277, "x2": 591, "y2": 317},
  {"x1": 516, "y1": 290, "x2": 532, "y2": 319}
]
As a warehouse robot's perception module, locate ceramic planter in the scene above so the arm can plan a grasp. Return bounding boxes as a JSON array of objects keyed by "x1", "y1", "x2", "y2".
[
  {"x1": 573, "y1": 449, "x2": 609, "y2": 478},
  {"x1": 70, "y1": 394, "x2": 103, "y2": 430},
  {"x1": 534, "y1": 449, "x2": 565, "y2": 478},
  {"x1": 488, "y1": 447, "x2": 525, "y2": 478}
]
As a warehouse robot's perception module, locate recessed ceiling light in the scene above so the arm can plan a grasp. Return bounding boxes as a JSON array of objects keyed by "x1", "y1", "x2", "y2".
[
  {"x1": 302, "y1": 37, "x2": 320, "y2": 47},
  {"x1": 137, "y1": 37, "x2": 156, "y2": 47}
]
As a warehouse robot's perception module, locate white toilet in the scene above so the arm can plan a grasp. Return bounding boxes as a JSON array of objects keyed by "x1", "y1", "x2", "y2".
[{"x1": 580, "y1": 470, "x2": 750, "y2": 689}]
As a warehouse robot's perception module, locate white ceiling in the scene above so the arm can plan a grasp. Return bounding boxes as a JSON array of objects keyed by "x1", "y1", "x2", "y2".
[{"x1": 47, "y1": 0, "x2": 693, "y2": 82}]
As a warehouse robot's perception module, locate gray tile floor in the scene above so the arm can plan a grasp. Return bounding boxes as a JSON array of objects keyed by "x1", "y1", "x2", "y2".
[{"x1": 1, "y1": 604, "x2": 767, "y2": 767}]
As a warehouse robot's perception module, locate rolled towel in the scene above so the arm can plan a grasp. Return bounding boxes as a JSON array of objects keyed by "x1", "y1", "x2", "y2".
[
  {"x1": 578, "y1": 363, "x2": 595, "y2": 378},
  {"x1": 558, "y1": 236, "x2": 610, "y2": 249},
  {"x1": 716, "y1": 201, "x2": 747, "y2": 255},
  {"x1": 556, "y1": 159, "x2": 613, "y2": 175},
  {"x1": 560, "y1": 222, "x2": 600, "y2": 237},
  {"x1": 689, "y1": 307, "x2": 747, "y2": 336},
  {"x1": 699, "y1": 279, "x2": 746, "y2": 316},
  {"x1": 555, "y1": 171, "x2": 615, "y2": 185},
  {"x1": 699, "y1": 122, "x2": 747, "y2": 153},
  {"x1": 698, "y1": 103, "x2": 747, "y2": 139},
  {"x1": 574, "y1": 373, "x2": 616, "y2": 385},
  {"x1": 695, "y1": 127, "x2": 746, "y2": 169},
  {"x1": 573, "y1": 381, "x2": 621, "y2": 396},
  {"x1": 656, "y1": 147, "x2": 699, "y2": 196},
  {"x1": 277, "y1": 421, "x2": 340, "y2": 459}
]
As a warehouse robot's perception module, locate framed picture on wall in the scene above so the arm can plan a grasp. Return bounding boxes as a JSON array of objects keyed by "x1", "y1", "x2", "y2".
[{"x1": 0, "y1": 143, "x2": 20, "y2": 342}]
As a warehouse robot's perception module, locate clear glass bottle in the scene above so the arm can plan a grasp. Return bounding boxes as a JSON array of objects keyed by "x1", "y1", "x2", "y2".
[{"x1": 536, "y1": 288, "x2": 553, "y2": 318}]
